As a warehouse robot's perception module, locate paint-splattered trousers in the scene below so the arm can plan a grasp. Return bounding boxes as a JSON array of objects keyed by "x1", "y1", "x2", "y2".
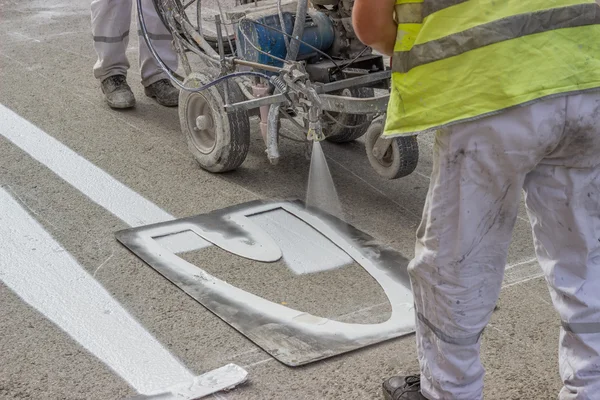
[
  {"x1": 91, "y1": 0, "x2": 178, "y2": 86},
  {"x1": 410, "y1": 92, "x2": 600, "y2": 399}
]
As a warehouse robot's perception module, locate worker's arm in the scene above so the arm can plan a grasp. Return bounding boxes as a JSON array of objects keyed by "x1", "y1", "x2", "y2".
[{"x1": 352, "y1": 0, "x2": 397, "y2": 57}]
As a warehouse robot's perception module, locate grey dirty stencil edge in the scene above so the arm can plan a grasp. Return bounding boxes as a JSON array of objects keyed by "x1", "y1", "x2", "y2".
[{"x1": 115, "y1": 199, "x2": 416, "y2": 366}]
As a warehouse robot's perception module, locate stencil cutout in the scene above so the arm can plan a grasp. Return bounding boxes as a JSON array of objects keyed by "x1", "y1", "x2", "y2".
[{"x1": 116, "y1": 200, "x2": 415, "y2": 366}]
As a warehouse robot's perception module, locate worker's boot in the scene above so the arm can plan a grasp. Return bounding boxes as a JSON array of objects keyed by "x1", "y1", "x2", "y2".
[
  {"x1": 144, "y1": 79, "x2": 179, "y2": 107},
  {"x1": 101, "y1": 75, "x2": 136, "y2": 109},
  {"x1": 382, "y1": 375, "x2": 428, "y2": 400}
]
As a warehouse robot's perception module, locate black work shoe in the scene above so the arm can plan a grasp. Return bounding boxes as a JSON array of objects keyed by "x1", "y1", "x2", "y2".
[
  {"x1": 383, "y1": 375, "x2": 428, "y2": 400},
  {"x1": 144, "y1": 79, "x2": 179, "y2": 107},
  {"x1": 101, "y1": 75, "x2": 135, "y2": 109}
]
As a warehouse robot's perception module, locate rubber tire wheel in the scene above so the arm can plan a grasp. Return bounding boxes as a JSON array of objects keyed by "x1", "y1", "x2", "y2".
[
  {"x1": 325, "y1": 87, "x2": 375, "y2": 143},
  {"x1": 179, "y1": 73, "x2": 250, "y2": 173},
  {"x1": 365, "y1": 119, "x2": 419, "y2": 179}
]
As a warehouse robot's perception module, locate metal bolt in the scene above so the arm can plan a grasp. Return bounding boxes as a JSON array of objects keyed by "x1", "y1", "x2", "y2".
[{"x1": 195, "y1": 115, "x2": 211, "y2": 131}]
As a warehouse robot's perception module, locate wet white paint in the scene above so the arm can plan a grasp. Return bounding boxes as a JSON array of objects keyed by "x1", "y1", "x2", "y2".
[
  {"x1": 250, "y1": 209, "x2": 353, "y2": 274},
  {"x1": 0, "y1": 188, "x2": 177, "y2": 392},
  {"x1": 0, "y1": 188, "x2": 246, "y2": 397},
  {"x1": 132, "y1": 364, "x2": 247, "y2": 400},
  {"x1": 154, "y1": 231, "x2": 210, "y2": 254},
  {"x1": 0, "y1": 104, "x2": 186, "y2": 228},
  {"x1": 0, "y1": 108, "x2": 243, "y2": 397},
  {"x1": 122, "y1": 201, "x2": 415, "y2": 366}
]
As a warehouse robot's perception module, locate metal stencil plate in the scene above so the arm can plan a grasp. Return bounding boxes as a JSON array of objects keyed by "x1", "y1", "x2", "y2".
[{"x1": 115, "y1": 200, "x2": 415, "y2": 366}]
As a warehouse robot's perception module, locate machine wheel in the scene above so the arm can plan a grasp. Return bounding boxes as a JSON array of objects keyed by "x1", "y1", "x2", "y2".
[
  {"x1": 179, "y1": 73, "x2": 250, "y2": 173},
  {"x1": 365, "y1": 119, "x2": 419, "y2": 179},
  {"x1": 324, "y1": 87, "x2": 375, "y2": 143}
]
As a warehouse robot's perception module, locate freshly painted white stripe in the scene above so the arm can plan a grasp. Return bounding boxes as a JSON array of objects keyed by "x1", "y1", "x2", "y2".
[
  {"x1": 131, "y1": 364, "x2": 247, "y2": 399},
  {"x1": 0, "y1": 188, "x2": 245, "y2": 398},
  {"x1": 0, "y1": 104, "x2": 172, "y2": 227},
  {"x1": 0, "y1": 188, "x2": 189, "y2": 393},
  {"x1": 0, "y1": 107, "x2": 245, "y2": 396}
]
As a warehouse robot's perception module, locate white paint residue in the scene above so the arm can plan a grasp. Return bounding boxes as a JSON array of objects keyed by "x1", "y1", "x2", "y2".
[
  {"x1": 133, "y1": 364, "x2": 248, "y2": 400},
  {"x1": 0, "y1": 107, "x2": 242, "y2": 397},
  {"x1": 250, "y1": 209, "x2": 352, "y2": 274},
  {"x1": 0, "y1": 188, "x2": 191, "y2": 394},
  {"x1": 154, "y1": 231, "x2": 210, "y2": 254},
  {"x1": 0, "y1": 104, "x2": 173, "y2": 227}
]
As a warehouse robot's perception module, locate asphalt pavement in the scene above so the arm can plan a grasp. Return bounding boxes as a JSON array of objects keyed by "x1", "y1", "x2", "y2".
[{"x1": 0, "y1": 1, "x2": 561, "y2": 399}]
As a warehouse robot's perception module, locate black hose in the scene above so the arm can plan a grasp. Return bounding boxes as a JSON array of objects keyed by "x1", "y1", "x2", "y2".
[{"x1": 137, "y1": 0, "x2": 272, "y2": 92}]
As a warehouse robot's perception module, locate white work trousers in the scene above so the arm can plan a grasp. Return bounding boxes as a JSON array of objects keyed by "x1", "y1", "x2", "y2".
[
  {"x1": 411, "y1": 92, "x2": 600, "y2": 400},
  {"x1": 91, "y1": 0, "x2": 178, "y2": 86}
]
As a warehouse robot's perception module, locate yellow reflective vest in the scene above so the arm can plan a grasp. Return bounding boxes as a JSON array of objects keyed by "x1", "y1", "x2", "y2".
[{"x1": 384, "y1": 0, "x2": 600, "y2": 137}]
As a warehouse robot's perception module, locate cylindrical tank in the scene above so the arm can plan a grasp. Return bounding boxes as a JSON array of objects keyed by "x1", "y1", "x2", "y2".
[{"x1": 237, "y1": 10, "x2": 334, "y2": 70}]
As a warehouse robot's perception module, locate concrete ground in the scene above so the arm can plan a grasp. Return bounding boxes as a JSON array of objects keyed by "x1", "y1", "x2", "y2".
[{"x1": 0, "y1": 1, "x2": 561, "y2": 399}]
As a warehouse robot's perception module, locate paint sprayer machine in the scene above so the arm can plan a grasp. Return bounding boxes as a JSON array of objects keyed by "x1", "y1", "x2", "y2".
[{"x1": 138, "y1": 0, "x2": 419, "y2": 179}]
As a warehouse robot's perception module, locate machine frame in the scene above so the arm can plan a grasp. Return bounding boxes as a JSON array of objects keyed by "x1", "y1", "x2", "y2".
[{"x1": 138, "y1": 0, "x2": 419, "y2": 177}]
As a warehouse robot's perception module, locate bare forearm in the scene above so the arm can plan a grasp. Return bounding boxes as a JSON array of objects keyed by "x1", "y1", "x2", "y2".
[{"x1": 352, "y1": 0, "x2": 397, "y2": 57}]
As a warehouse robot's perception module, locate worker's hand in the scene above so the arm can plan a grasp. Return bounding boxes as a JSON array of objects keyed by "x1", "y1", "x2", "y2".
[{"x1": 352, "y1": 0, "x2": 397, "y2": 57}]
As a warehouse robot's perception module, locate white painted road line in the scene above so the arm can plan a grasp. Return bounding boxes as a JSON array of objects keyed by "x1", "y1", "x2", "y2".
[
  {"x1": 0, "y1": 187, "x2": 191, "y2": 394},
  {"x1": 0, "y1": 188, "x2": 247, "y2": 398},
  {"x1": 0, "y1": 104, "x2": 173, "y2": 227},
  {"x1": 0, "y1": 106, "x2": 247, "y2": 397}
]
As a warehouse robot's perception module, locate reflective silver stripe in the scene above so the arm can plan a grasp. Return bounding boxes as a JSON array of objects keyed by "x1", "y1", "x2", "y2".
[
  {"x1": 393, "y1": 3, "x2": 600, "y2": 73},
  {"x1": 563, "y1": 321, "x2": 600, "y2": 334},
  {"x1": 422, "y1": 0, "x2": 468, "y2": 18},
  {"x1": 93, "y1": 30, "x2": 130, "y2": 43},
  {"x1": 395, "y1": 3, "x2": 423, "y2": 24},
  {"x1": 137, "y1": 30, "x2": 173, "y2": 41},
  {"x1": 417, "y1": 312, "x2": 483, "y2": 345}
]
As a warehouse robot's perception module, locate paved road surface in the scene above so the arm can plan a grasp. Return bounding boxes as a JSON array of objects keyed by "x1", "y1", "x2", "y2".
[{"x1": 0, "y1": 1, "x2": 560, "y2": 399}]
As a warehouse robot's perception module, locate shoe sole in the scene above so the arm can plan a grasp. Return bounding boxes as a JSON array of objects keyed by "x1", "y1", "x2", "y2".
[
  {"x1": 146, "y1": 94, "x2": 178, "y2": 107},
  {"x1": 107, "y1": 101, "x2": 135, "y2": 109},
  {"x1": 382, "y1": 383, "x2": 393, "y2": 400}
]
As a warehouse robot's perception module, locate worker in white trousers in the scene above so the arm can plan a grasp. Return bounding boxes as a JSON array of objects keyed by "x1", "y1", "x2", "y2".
[
  {"x1": 353, "y1": 0, "x2": 600, "y2": 398},
  {"x1": 406, "y1": 93, "x2": 600, "y2": 399},
  {"x1": 91, "y1": 0, "x2": 179, "y2": 109}
]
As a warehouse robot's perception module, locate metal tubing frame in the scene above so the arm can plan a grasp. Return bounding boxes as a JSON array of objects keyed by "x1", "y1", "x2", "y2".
[
  {"x1": 225, "y1": 71, "x2": 391, "y2": 114},
  {"x1": 319, "y1": 94, "x2": 389, "y2": 114},
  {"x1": 226, "y1": 93, "x2": 389, "y2": 114},
  {"x1": 215, "y1": 15, "x2": 230, "y2": 105}
]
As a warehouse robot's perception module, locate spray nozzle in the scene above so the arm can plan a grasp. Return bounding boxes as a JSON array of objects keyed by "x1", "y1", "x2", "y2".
[{"x1": 307, "y1": 121, "x2": 325, "y2": 142}]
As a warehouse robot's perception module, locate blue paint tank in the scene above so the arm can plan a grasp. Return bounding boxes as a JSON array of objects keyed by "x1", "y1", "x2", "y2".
[{"x1": 237, "y1": 11, "x2": 334, "y2": 70}]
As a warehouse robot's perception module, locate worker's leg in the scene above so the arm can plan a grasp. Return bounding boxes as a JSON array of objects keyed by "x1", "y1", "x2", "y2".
[
  {"x1": 408, "y1": 97, "x2": 567, "y2": 399},
  {"x1": 91, "y1": 0, "x2": 132, "y2": 81},
  {"x1": 523, "y1": 92, "x2": 600, "y2": 400},
  {"x1": 136, "y1": 0, "x2": 178, "y2": 86}
]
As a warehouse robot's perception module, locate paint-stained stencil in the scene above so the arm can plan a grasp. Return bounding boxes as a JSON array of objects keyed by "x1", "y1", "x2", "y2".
[{"x1": 115, "y1": 200, "x2": 415, "y2": 366}]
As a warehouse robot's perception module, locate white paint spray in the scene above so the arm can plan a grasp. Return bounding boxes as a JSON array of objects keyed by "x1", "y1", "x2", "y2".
[{"x1": 306, "y1": 141, "x2": 344, "y2": 220}]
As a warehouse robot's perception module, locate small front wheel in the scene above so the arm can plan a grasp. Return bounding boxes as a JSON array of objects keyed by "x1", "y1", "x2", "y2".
[{"x1": 365, "y1": 119, "x2": 419, "y2": 179}]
